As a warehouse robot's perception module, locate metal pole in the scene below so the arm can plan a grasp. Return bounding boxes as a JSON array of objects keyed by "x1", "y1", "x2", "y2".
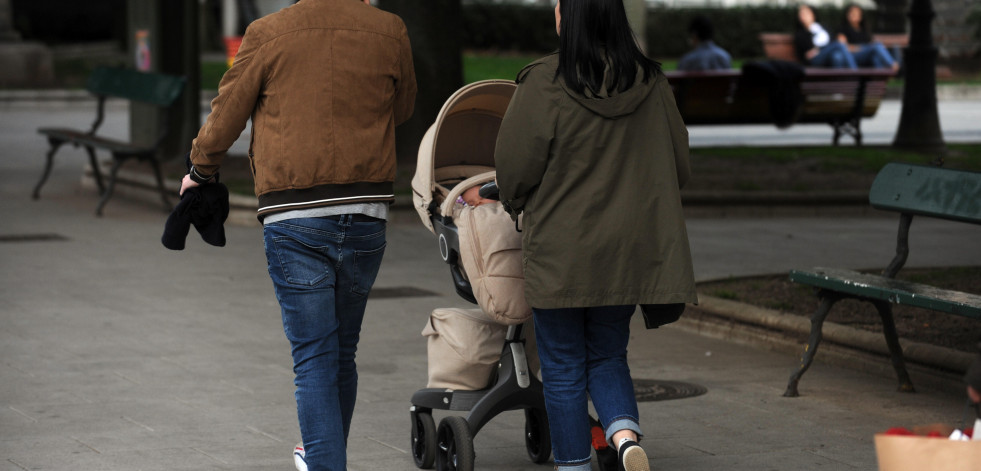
[
  {"x1": 222, "y1": 0, "x2": 239, "y2": 37},
  {"x1": 892, "y1": 0, "x2": 945, "y2": 153}
]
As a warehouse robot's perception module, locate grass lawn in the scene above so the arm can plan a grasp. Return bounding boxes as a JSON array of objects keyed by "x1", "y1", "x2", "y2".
[
  {"x1": 693, "y1": 143, "x2": 981, "y2": 172},
  {"x1": 684, "y1": 143, "x2": 981, "y2": 193}
]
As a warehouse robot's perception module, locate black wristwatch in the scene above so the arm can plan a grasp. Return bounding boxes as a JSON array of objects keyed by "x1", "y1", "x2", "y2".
[{"x1": 188, "y1": 166, "x2": 214, "y2": 184}]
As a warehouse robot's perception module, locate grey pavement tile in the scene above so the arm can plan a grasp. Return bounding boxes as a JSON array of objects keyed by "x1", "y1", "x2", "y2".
[
  {"x1": 1, "y1": 437, "x2": 103, "y2": 471},
  {"x1": 653, "y1": 446, "x2": 870, "y2": 471},
  {"x1": 7, "y1": 446, "x2": 236, "y2": 471}
]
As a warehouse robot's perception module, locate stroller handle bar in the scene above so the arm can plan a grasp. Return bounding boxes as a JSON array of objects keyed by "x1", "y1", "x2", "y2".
[{"x1": 478, "y1": 181, "x2": 500, "y2": 201}]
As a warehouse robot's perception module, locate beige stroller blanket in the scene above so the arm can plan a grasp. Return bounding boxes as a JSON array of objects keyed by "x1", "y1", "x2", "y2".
[{"x1": 457, "y1": 201, "x2": 532, "y2": 325}]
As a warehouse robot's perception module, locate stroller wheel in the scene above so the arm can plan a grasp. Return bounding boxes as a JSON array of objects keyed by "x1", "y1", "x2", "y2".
[
  {"x1": 595, "y1": 444, "x2": 618, "y2": 471},
  {"x1": 411, "y1": 409, "x2": 437, "y2": 469},
  {"x1": 436, "y1": 416, "x2": 474, "y2": 471},
  {"x1": 523, "y1": 408, "x2": 551, "y2": 463}
]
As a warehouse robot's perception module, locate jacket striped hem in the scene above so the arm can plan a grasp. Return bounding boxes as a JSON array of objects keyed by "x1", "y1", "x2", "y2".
[{"x1": 256, "y1": 182, "x2": 395, "y2": 221}]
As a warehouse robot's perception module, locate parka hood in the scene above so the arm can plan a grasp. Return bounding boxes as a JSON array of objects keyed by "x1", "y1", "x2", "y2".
[{"x1": 517, "y1": 53, "x2": 659, "y2": 119}]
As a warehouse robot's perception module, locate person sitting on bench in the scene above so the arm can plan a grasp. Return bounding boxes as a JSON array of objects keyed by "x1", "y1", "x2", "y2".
[
  {"x1": 836, "y1": 3, "x2": 899, "y2": 72},
  {"x1": 793, "y1": 3, "x2": 857, "y2": 69},
  {"x1": 677, "y1": 15, "x2": 731, "y2": 72}
]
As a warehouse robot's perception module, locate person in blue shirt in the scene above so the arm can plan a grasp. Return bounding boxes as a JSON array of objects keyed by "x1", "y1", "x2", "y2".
[{"x1": 677, "y1": 15, "x2": 732, "y2": 71}]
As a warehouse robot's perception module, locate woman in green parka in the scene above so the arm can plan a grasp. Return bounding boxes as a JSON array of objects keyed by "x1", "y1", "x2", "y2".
[{"x1": 494, "y1": 1, "x2": 697, "y2": 470}]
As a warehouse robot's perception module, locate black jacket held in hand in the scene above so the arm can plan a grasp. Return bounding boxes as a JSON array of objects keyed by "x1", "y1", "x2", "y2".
[
  {"x1": 162, "y1": 153, "x2": 230, "y2": 250},
  {"x1": 161, "y1": 182, "x2": 229, "y2": 250}
]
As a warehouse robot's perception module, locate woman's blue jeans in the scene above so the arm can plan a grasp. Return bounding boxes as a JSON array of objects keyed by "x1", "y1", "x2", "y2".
[
  {"x1": 533, "y1": 305, "x2": 642, "y2": 470},
  {"x1": 811, "y1": 42, "x2": 857, "y2": 69},
  {"x1": 263, "y1": 215, "x2": 387, "y2": 471},
  {"x1": 852, "y1": 42, "x2": 895, "y2": 68}
]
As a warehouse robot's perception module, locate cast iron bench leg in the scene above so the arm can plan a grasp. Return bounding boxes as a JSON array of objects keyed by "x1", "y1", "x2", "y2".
[
  {"x1": 784, "y1": 291, "x2": 841, "y2": 397},
  {"x1": 96, "y1": 157, "x2": 124, "y2": 217},
  {"x1": 853, "y1": 117, "x2": 863, "y2": 146},
  {"x1": 33, "y1": 138, "x2": 64, "y2": 199},
  {"x1": 872, "y1": 300, "x2": 915, "y2": 392},
  {"x1": 84, "y1": 145, "x2": 106, "y2": 193}
]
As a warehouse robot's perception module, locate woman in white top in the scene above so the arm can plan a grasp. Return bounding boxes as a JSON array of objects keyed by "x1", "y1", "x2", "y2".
[{"x1": 792, "y1": 4, "x2": 857, "y2": 68}]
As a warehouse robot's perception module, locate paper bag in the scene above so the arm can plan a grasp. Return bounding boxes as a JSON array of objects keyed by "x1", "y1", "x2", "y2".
[{"x1": 875, "y1": 425, "x2": 981, "y2": 471}]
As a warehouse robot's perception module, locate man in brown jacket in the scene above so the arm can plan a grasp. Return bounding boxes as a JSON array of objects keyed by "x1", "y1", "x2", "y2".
[{"x1": 179, "y1": 1, "x2": 415, "y2": 469}]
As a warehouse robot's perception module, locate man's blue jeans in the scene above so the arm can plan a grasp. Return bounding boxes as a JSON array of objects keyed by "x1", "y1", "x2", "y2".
[
  {"x1": 263, "y1": 215, "x2": 386, "y2": 471},
  {"x1": 533, "y1": 305, "x2": 642, "y2": 470}
]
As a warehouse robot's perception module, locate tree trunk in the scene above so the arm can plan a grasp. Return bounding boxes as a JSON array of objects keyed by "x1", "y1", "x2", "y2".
[{"x1": 377, "y1": 0, "x2": 463, "y2": 169}]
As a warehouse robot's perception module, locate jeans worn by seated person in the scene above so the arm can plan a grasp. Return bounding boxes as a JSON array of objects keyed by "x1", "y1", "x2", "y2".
[
  {"x1": 810, "y1": 42, "x2": 857, "y2": 69},
  {"x1": 533, "y1": 305, "x2": 643, "y2": 470},
  {"x1": 263, "y1": 215, "x2": 387, "y2": 471},
  {"x1": 852, "y1": 42, "x2": 895, "y2": 68}
]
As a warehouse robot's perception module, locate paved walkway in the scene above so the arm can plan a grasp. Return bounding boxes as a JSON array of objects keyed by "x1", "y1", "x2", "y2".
[{"x1": 2, "y1": 103, "x2": 981, "y2": 470}]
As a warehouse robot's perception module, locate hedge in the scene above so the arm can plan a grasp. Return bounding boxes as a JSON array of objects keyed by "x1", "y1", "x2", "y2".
[{"x1": 461, "y1": 3, "x2": 865, "y2": 59}]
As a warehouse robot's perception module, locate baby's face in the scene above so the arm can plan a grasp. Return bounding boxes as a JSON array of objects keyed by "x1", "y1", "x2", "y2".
[{"x1": 463, "y1": 186, "x2": 492, "y2": 207}]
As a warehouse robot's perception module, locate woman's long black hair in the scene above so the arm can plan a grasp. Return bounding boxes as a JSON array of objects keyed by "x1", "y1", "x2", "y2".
[
  {"x1": 840, "y1": 3, "x2": 867, "y2": 33},
  {"x1": 556, "y1": 0, "x2": 659, "y2": 96}
]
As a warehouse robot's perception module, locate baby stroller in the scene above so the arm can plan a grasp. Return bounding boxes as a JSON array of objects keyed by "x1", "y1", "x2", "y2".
[
  {"x1": 409, "y1": 80, "x2": 622, "y2": 471},
  {"x1": 408, "y1": 79, "x2": 551, "y2": 471}
]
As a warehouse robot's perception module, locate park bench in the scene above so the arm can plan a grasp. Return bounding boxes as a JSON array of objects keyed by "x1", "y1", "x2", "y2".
[
  {"x1": 783, "y1": 162, "x2": 981, "y2": 397},
  {"x1": 665, "y1": 67, "x2": 894, "y2": 145},
  {"x1": 758, "y1": 32, "x2": 909, "y2": 63},
  {"x1": 33, "y1": 66, "x2": 186, "y2": 216}
]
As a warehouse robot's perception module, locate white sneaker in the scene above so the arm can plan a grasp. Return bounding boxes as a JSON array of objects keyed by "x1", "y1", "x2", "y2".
[{"x1": 293, "y1": 443, "x2": 307, "y2": 471}]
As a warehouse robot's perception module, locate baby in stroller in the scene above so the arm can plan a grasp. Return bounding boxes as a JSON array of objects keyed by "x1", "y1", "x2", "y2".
[
  {"x1": 457, "y1": 184, "x2": 495, "y2": 208},
  {"x1": 408, "y1": 80, "x2": 618, "y2": 471}
]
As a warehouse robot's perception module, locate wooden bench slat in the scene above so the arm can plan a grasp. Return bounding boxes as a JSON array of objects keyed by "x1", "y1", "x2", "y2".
[
  {"x1": 759, "y1": 32, "x2": 909, "y2": 63},
  {"x1": 664, "y1": 67, "x2": 892, "y2": 141},
  {"x1": 790, "y1": 267, "x2": 981, "y2": 318},
  {"x1": 869, "y1": 163, "x2": 981, "y2": 224},
  {"x1": 38, "y1": 128, "x2": 155, "y2": 154},
  {"x1": 87, "y1": 67, "x2": 185, "y2": 106}
]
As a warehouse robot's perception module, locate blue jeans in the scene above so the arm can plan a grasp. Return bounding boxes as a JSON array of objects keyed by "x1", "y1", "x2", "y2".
[
  {"x1": 852, "y1": 42, "x2": 895, "y2": 68},
  {"x1": 533, "y1": 305, "x2": 642, "y2": 470},
  {"x1": 810, "y1": 42, "x2": 857, "y2": 69},
  {"x1": 263, "y1": 215, "x2": 387, "y2": 471}
]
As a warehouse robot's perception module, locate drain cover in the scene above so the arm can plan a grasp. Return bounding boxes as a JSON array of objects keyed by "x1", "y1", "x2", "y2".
[
  {"x1": 369, "y1": 286, "x2": 438, "y2": 299},
  {"x1": 633, "y1": 379, "x2": 707, "y2": 402}
]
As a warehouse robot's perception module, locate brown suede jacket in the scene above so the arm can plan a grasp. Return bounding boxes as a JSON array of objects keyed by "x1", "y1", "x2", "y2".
[{"x1": 190, "y1": 0, "x2": 416, "y2": 220}]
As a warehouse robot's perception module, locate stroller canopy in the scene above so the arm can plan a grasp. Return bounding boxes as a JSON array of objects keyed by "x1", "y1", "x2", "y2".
[{"x1": 411, "y1": 80, "x2": 517, "y2": 233}]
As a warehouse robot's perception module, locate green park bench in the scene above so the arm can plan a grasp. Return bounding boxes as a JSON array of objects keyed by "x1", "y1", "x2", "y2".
[
  {"x1": 784, "y1": 162, "x2": 981, "y2": 397},
  {"x1": 33, "y1": 67, "x2": 186, "y2": 216},
  {"x1": 665, "y1": 67, "x2": 894, "y2": 146}
]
